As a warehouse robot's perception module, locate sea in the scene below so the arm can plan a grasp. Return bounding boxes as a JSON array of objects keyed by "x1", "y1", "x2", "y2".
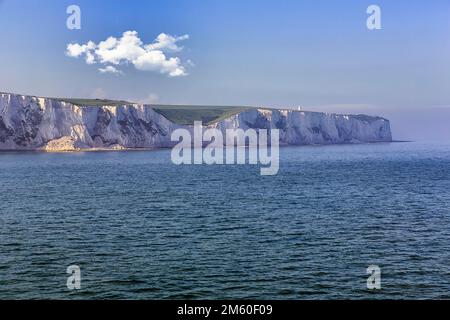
[{"x1": 1, "y1": 142, "x2": 450, "y2": 299}]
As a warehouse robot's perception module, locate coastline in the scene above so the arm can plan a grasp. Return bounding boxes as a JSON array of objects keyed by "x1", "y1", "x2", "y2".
[{"x1": 0, "y1": 141, "x2": 409, "y2": 154}]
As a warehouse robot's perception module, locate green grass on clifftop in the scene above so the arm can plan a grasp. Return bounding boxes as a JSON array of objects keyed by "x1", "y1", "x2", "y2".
[
  {"x1": 56, "y1": 98, "x2": 132, "y2": 106},
  {"x1": 151, "y1": 105, "x2": 254, "y2": 125}
]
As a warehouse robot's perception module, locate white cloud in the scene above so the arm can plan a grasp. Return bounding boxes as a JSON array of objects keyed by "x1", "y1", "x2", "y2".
[
  {"x1": 133, "y1": 51, "x2": 186, "y2": 77},
  {"x1": 95, "y1": 31, "x2": 145, "y2": 65},
  {"x1": 145, "y1": 33, "x2": 189, "y2": 52},
  {"x1": 66, "y1": 41, "x2": 96, "y2": 64},
  {"x1": 98, "y1": 66, "x2": 122, "y2": 75},
  {"x1": 66, "y1": 31, "x2": 190, "y2": 77}
]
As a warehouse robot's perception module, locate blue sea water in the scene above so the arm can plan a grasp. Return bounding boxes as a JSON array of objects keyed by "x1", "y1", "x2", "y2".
[{"x1": 1, "y1": 142, "x2": 450, "y2": 299}]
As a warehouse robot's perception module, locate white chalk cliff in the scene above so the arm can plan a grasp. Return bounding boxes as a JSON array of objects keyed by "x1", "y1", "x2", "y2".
[{"x1": 0, "y1": 93, "x2": 392, "y2": 151}]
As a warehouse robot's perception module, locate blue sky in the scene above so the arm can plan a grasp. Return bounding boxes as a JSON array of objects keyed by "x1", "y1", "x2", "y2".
[{"x1": 0, "y1": 0, "x2": 449, "y2": 140}]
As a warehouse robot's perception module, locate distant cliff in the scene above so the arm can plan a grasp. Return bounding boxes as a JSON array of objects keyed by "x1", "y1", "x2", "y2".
[{"x1": 0, "y1": 93, "x2": 392, "y2": 151}]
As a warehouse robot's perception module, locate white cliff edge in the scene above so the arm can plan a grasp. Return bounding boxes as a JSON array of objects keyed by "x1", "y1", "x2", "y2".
[{"x1": 0, "y1": 93, "x2": 392, "y2": 151}]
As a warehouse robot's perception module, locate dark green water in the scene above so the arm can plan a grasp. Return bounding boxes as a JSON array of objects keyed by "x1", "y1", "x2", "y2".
[{"x1": 1, "y1": 142, "x2": 450, "y2": 299}]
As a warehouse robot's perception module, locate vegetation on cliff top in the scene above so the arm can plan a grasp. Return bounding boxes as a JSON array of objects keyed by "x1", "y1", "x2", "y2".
[
  {"x1": 56, "y1": 98, "x2": 131, "y2": 106},
  {"x1": 151, "y1": 105, "x2": 253, "y2": 125}
]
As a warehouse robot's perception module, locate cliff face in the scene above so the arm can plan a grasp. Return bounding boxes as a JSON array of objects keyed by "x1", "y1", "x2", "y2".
[
  {"x1": 214, "y1": 109, "x2": 392, "y2": 145},
  {"x1": 0, "y1": 93, "x2": 392, "y2": 151}
]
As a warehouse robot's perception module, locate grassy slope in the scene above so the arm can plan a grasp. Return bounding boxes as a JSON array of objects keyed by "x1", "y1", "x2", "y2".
[
  {"x1": 0, "y1": 93, "x2": 130, "y2": 107},
  {"x1": 150, "y1": 105, "x2": 254, "y2": 125},
  {"x1": 55, "y1": 98, "x2": 132, "y2": 106}
]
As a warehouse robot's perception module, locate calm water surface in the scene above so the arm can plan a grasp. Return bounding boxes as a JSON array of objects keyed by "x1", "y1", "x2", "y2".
[{"x1": 1, "y1": 142, "x2": 450, "y2": 299}]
